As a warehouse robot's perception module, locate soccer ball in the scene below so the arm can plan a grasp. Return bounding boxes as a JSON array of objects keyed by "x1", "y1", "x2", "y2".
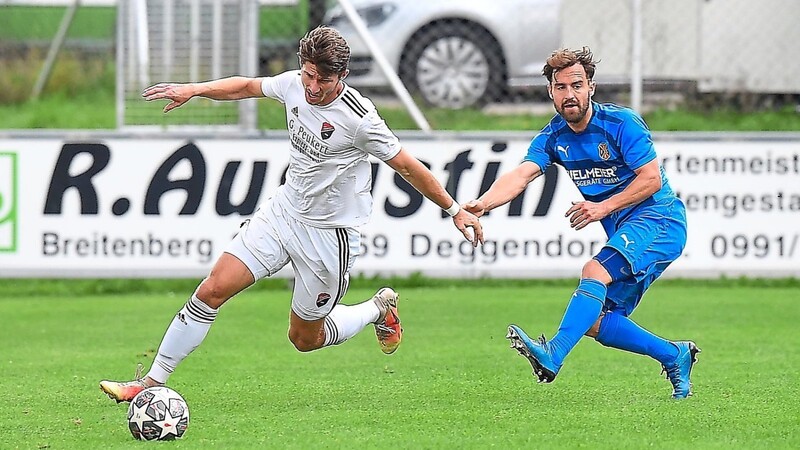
[{"x1": 127, "y1": 386, "x2": 190, "y2": 441}]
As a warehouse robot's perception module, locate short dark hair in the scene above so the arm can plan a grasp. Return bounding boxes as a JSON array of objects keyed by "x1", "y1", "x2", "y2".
[
  {"x1": 297, "y1": 26, "x2": 351, "y2": 77},
  {"x1": 542, "y1": 47, "x2": 597, "y2": 83}
]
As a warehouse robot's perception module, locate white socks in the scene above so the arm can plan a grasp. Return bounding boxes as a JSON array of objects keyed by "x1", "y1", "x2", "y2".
[
  {"x1": 323, "y1": 300, "x2": 381, "y2": 347},
  {"x1": 146, "y1": 294, "x2": 218, "y2": 384},
  {"x1": 145, "y1": 293, "x2": 380, "y2": 381}
]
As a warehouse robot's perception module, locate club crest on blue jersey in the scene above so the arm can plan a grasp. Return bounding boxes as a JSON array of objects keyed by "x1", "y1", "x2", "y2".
[
  {"x1": 598, "y1": 142, "x2": 610, "y2": 160},
  {"x1": 321, "y1": 122, "x2": 335, "y2": 140}
]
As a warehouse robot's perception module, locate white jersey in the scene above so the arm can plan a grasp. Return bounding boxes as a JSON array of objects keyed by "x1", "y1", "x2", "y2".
[{"x1": 260, "y1": 71, "x2": 402, "y2": 228}]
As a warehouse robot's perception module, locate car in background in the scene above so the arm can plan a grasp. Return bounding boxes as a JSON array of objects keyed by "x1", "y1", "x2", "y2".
[{"x1": 324, "y1": 0, "x2": 561, "y2": 109}]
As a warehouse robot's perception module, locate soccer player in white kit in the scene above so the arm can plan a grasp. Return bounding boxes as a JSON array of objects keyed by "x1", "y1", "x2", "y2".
[{"x1": 100, "y1": 26, "x2": 484, "y2": 402}]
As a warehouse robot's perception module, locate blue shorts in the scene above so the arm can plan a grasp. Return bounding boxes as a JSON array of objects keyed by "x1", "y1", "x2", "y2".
[{"x1": 593, "y1": 197, "x2": 687, "y2": 316}]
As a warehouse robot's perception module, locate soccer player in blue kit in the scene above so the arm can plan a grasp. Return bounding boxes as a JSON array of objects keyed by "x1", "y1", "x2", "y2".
[{"x1": 464, "y1": 47, "x2": 700, "y2": 399}]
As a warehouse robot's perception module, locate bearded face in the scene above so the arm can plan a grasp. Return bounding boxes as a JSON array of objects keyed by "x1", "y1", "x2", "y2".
[{"x1": 549, "y1": 64, "x2": 594, "y2": 129}]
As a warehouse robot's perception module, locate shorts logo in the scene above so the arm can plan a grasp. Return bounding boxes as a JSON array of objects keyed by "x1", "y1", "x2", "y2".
[
  {"x1": 0, "y1": 152, "x2": 18, "y2": 252},
  {"x1": 598, "y1": 142, "x2": 610, "y2": 160},
  {"x1": 316, "y1": 292, "x2": 331, "y2": 307},
  {"x1": 621, "y1": 233, "x2": 635, "y2": 249},
  {"x1": 320, "y1": 122, "x2": 335, "y2": 140}
]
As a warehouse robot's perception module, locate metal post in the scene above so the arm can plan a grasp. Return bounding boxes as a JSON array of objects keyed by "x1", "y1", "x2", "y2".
[
  {"x1": 212, "y1": 0, "x2": 223, "y2": 81},
  {"x1": 134, "y1": 0, "x2": 150, "y2": 89},
  {"x1": 336, "y1": 0, "x2": 432, "y2": 133},
  {"x1": 239, "y1": 0, "x2": 258, "y2": 132},
  {"x1": 190, "y1": 0, "x2": 201, "y2": 81},
  {"x1": 163, "y1": 0, "x2": 174, "y2": 80},
  {"x1": 32, "y1": 0, "x2": 80, "y2": 100},
  {"x1": 631, "y1": 0, "x2": 643, "y2": 113},
  {"x1": 308, "y1": 0, "x2": 326, "y2": 29},
  {"x1": 116, "y1": 0, "x2": 125, "y2": 128},
  {"x1": 127, "y1": 0, "x2": 136, "y2": 84}
]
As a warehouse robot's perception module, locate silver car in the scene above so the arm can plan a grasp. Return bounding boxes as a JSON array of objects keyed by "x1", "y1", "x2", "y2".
[{"x1": 325, "y1": 0, "x2": 561, "y2": 109}]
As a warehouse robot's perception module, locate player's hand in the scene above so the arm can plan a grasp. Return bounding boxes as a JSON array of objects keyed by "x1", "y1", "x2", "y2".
[
  {"x1": 453, "y1": 209, "x2": 484, "y2": 247},
  {"x1": 142, "y1": 83, "x2": 195, "y2": 113},
  {"x1": 462, "y1": 199, "x2": 487, "y2": 218},
  {"x1": 565, "y1": 201, "x2": 610, "y2": 230}
]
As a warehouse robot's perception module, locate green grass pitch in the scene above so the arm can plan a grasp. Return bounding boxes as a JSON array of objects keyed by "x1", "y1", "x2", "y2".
[{"x1": 1, "y1": 280, "x2": 798, "y2": 449}]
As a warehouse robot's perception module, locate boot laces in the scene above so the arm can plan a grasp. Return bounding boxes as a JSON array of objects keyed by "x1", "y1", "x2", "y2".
[
  {"x1": 124, "y1": 363, "x2": 148, "y2": 388},
  {"x1": 661, "y1": 364, "x2": 683, "y2": 387},
  {"x1": 374, "y1": 323, "x2": 396, "y2": 338}
]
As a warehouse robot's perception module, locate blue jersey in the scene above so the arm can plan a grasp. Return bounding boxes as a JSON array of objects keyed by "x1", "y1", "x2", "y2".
[
  {"x1": 525, "y1": 101, "x2": 677, "y2": 236},
  {"x1": 526, "y1": 102, "x2": 687, "y2": 313}
]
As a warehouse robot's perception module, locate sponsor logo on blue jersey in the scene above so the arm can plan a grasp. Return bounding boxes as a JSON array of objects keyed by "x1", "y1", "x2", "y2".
[{"x1": 566, "y1": 165, "x2": 621, "y2": 187}]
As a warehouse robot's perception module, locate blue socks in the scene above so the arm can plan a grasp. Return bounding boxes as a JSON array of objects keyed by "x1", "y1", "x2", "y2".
[
  {"x1": 595, "y1": 311, "x2": 679, "y2": 365},
  {"x1": 545, "y1": 278, "x2": 680, "y2": 368},
  {"x1": 548, "y1": 278, "x2": 606, "y2": 367}
]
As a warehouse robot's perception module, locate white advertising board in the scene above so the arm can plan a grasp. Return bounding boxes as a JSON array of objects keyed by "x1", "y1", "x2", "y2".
[
  {"x1": 3, "y1": 1, "x2": 298, "y2": 6},
  {"x1": 0, "y1": 136, "x2": 798, "y2": 278}
]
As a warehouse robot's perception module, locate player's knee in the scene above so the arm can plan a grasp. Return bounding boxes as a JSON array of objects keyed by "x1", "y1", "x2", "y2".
[
  {"x1": 196, "y1": 279, "x2": 229, "y2": 308},
  {"x1": 585, "y1": 313, "x2": 604, "y2": 339},
  {"x1": 581, "y1": 259, "x2": 611, "y2": 284},
  {"x1": 288, "y1": 329, "x2": 321, "y2": 352}
]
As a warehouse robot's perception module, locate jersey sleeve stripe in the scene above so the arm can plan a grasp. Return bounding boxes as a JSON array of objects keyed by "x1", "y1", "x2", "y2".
[{"x1": 342, "y1": 91, "x2": 368, "y2": 117}]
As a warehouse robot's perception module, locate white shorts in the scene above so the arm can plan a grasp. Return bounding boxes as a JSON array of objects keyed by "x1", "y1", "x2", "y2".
[{"x1": 225, "y1": 197, "x2": 360, "y2": 321}]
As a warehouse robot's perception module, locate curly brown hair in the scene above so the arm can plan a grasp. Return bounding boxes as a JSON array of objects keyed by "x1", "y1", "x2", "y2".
[
  {"x1": 542, "y1": 47, "x2": 597, "y2": 83},
  {"x1": 297, "y1": 26, "x2": 351, "y2": 77}
]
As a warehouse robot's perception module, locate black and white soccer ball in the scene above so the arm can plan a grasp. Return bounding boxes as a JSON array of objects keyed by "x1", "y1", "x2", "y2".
[{"x1": 127, "y1": 386, "x2": 190, "y2": 441}]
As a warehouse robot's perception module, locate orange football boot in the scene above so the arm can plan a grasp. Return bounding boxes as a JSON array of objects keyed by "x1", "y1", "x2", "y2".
[
  {"x1": 99, "y1": 363, "x2": 159, "y2": 403},
  {"x1": 372, "y1": 287, "x2": 402, "y2": 354}
]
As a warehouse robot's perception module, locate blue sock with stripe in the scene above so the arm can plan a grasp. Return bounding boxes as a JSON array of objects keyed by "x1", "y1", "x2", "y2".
[
  {"x1": 548, "y1": 278, "x2": 606, "y2": 367},
  {"x1": 595, "y1": 311, "x2": 679, "y2": 365}
]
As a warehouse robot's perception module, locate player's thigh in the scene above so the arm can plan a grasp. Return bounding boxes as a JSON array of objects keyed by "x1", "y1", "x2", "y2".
[
  {"x1": 606, "y1": 212, "x2": 686, "y2": 276},
  {"x1": 235, "y1": 206, "x2": 293, "y2": 278},
  {"x1": 605, "y1": 262, "x2": 672, "y2": 316},
  {"x1": 288, "y1": 225, "x2": 360, "y2": 321},
  {"x1": 602, "y1": 213, "x2": 686, "y2": 315},
  {"x1": 592, "y1": 246, "x2": 632, "y2": 282}
]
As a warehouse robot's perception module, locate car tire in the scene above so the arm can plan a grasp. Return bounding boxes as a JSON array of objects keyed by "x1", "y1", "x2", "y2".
[{"x1": 400, "y1": 22, "x2": 506, "y2": 109}]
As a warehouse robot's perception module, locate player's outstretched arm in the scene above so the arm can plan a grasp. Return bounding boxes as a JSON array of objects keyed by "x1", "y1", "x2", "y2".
[
  {"x1": 385, "y1": 148, "x2": 484, "y2": 246},
  {"x1": 464, "y1": 161, "x2": 542, "y2": 217},
  {"x1": 142, "y1": 76, "x2": 265, "y2": 113}
]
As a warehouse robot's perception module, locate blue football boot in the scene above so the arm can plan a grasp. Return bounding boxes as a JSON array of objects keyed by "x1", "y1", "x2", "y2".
[
  {"x1": 661, "y1": 341, "x2": 701, "y2": 399},
  {"x1": 506, "y1": 325, "x2": 561, "y2": 383}
]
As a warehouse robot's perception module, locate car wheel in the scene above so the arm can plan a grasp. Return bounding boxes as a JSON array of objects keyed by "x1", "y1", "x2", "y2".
[{"x1": 401, "y1": 23, "x2": 506, "y2": 109}]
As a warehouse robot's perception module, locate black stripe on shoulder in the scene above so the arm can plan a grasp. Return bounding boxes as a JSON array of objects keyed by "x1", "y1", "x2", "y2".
[{"x1": 342, "y1": 91, "x2": 368, "y2": 117}]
